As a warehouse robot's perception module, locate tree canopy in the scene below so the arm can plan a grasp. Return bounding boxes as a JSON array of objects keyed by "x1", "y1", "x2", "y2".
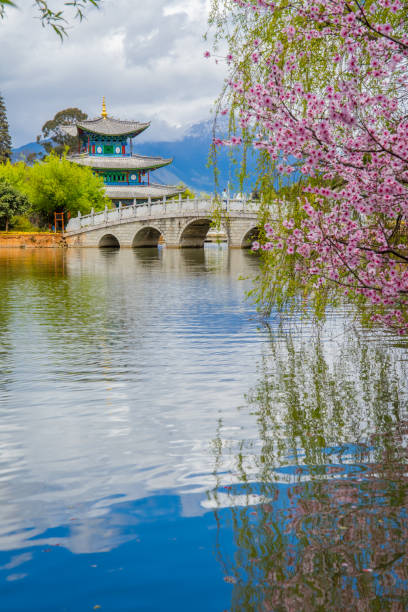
[
  {"x1": 0, "y1": 154, "x2": 108, "y2": 224},
  {"x1": 0, "y1": 179, "x2": 29, "y2": 231},
  {"x1": 38, "y1": 107, "x2": 88, "y2": 156},
  {"x1": 27, "y1": 153, "x2": 108, "y2": 222}
]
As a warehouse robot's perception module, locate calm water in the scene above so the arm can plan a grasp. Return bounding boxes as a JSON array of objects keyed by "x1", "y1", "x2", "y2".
[{"x1": 0, "y1": 246, "x2": 407, "y2": 611}]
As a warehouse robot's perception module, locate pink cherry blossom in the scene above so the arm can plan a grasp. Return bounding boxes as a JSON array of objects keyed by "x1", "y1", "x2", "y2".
[{"x1": 214, "y1": 0, "x2": 408, "y2": 333}]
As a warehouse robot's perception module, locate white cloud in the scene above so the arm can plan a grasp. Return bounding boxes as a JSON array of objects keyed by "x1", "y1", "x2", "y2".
[{"x1": 0, "y1": 0, "x2": 225, "y2": 146}]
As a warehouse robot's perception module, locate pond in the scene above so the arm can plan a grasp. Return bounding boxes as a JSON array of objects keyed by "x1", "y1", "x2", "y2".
[{"x1": 0, "y1": 246, "x2": 407, "y2": 611}]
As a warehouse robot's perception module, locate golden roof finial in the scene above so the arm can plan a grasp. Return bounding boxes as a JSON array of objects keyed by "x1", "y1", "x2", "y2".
[{"x1": 101, "y1": 96, "x2": 107, "y2": 119}]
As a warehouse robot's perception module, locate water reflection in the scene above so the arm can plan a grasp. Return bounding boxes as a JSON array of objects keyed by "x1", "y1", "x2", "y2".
[
  {"x1": 209, "y1": 318, "x2": 408, "y2": 610},
  {"x1": 1, "y1": 247, "x2": 408, "y2": 609},
  {"x1": 0, "y1": 247, "x2": 261, "y2": 558}
]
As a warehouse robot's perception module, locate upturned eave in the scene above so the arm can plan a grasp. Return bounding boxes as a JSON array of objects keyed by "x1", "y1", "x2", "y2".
[
  {"x1": 76, "y1": 117, "x2": 150, "y2": 138},
  {"x1": 68, "y1": 154, "x2": 173, "y2": 171}
]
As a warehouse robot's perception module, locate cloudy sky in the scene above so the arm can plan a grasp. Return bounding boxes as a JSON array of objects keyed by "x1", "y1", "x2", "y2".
[{"x1": 0, "y1": 0, "x2": 225, "y2": 147}]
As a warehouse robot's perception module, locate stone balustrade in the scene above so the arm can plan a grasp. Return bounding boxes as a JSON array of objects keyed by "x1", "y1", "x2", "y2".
[
  {"x1": 64, "y1": 196, "x2": 261, "y2": 249},
  {"x1": 66, "y1": 197, "x2": 260, "y2": 233}
]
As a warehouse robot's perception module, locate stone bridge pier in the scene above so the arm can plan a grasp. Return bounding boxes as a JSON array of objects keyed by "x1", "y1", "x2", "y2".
[{"x1": 64, "y1": 199, "x2": 261, "y2": 249}]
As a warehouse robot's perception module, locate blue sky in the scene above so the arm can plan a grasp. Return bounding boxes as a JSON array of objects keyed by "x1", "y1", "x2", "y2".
[{"x1": 0, "y1": 0, "x2": 225, "y2": 147}]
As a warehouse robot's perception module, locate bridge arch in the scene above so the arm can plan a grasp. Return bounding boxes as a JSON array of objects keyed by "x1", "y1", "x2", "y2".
[
  {"x1": 132, "y1": 225, "x2": 164, "y2": 248},
  {"x1": 179, "y1": 218, "x2": 223, "y2": 248},
  {"x1": 241, "y1": 226, "x2": 260, "y2": 249},
  {"x1": 99, "y1": 233, "x2": 120, "y2": 248}
]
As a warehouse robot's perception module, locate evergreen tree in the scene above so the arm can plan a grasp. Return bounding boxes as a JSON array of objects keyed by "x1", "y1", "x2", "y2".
[{"x1": 0, "y1": 94, "x2": 12, "y2": 164}]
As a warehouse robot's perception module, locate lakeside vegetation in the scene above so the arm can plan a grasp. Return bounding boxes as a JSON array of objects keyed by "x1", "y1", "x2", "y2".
[{"x1": 0, "y1": 153, "x2": 108, "y2": 232}]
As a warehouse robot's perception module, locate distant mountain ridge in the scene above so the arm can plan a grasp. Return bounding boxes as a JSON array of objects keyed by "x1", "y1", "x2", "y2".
[
  {"x1": 12, "y1": 140, "x2": 48, "y2": 161},
  {"x1": 11, "y1": 119, "x2": 255, "y2": 195}
]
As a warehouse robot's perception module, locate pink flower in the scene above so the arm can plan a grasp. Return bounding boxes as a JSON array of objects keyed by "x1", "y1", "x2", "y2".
[{"x1": 214, "y1": 0, "x2": 408, "y2": 333}]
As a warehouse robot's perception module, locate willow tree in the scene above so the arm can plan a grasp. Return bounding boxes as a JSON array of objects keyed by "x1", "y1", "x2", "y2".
[
  {"x1": 0, "y1": 0, "x2": 100, "y2": 38},
  {"x1": 208, "y1": 0, "x2": 408, "y2": 333}
]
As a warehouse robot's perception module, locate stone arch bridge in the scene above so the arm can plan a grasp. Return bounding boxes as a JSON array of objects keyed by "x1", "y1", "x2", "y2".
[{"x1": 65, "y1": 197, "x2": 260, "y2": 248}]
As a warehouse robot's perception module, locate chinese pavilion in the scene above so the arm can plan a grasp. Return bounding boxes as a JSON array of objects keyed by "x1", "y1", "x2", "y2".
[{"x1": 64, "y1": 98, "x2": 183, "y2": 206}]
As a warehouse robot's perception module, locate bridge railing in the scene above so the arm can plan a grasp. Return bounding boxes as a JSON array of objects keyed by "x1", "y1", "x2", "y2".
[{"x1": 65, "y1": 196, "x2": 260, "y2": 233}]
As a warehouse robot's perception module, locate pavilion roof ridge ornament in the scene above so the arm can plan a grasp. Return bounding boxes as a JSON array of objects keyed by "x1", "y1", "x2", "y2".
[{"x1": 102, "y1": 96, "x2": 107, "y2": 119}]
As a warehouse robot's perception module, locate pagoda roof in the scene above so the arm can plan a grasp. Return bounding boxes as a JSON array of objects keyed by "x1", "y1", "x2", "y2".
[
  {"x1": 69, "y1": 153, "x2": 172, "y2": 171},
  {"x1": 61, "y1": 125, "x2": 78, "y2": 138},
  {"x1": 63, "y1": 117, "x2": 150, "y2": 138},
  {"x1": 104, "y1": 183, "x2": 184, "y2": 200},
  {"x1": 79, "y1": 117, "x2": 150, "y2": 137}
]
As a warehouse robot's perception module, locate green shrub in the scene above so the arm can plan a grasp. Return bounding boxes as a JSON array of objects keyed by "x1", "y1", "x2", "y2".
[
  {"x1": 0, "y1": 180, "x2": 30, "y2": 231},
  {"x1": 9, "y1": 215, "x2": 40, "y2": 232}
]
